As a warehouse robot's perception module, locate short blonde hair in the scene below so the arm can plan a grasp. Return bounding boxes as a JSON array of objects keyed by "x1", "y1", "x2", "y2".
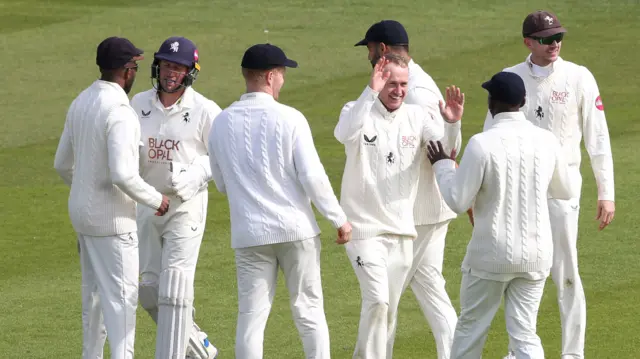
[
  {"x1": 241, "y1": 66, "x2": 284, "y2": 82},
  {"x1": 383, "y1": 52, "x2": 409, "y2": 68}
]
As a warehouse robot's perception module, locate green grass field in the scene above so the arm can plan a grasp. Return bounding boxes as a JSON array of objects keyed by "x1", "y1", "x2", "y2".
[{"x1": 1, "y1": 0, "x2": 639, "y2": 358}]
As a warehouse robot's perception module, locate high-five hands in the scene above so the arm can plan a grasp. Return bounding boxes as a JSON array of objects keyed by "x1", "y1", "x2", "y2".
[
  {"x1": 439, "y1": 86, "x2": 465, "y2": 123},
  {"x1": 426, "y1": 140, "x2": 457, "y2": 165},
  {"x1": 336, "y1": 221, "x2": 353, "y2": 245},
  {"x1": 369, "y1": 56, "x2": 391, "y2": 92}
]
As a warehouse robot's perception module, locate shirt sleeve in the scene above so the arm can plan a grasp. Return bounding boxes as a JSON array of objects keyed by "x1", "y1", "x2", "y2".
[
  {"x1": 53, "y1": 112, "x2": 74, "y2": 186},
  {"x1": 334, "y1": 86, "x2": 378, "y2": 144},
  {"x1": 432, "y1": 136, "x2": 486, "y2": 214},
  {"x1": 207, "y1": 118, "x2": 226, "y2": 194},
  {"x1": 418, "y1": 107, "x2": 445, "y2": 146},
  {"x1": 410, "y1": 86, "x2": 462, "y2": 154},
  {"x1": 106, "y1": 105, "x2": 164, "y2": 210},
  {"x1": 294, "y1": 115, "x2": 348, "y2": 228},
  {"x1": 580, "y1": 66, "x2": 615, "y2": 201},
  {"x1": 194, "y1": 102, "x2": 222, "y2": 183}
]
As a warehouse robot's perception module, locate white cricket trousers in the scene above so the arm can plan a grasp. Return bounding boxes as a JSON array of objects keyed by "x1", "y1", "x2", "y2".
[
  {"x1": 451, "y1": 270, "x2": 546, "y2": 359},
  {"x1": 549, "y1": 198, "x2": 585, "y2": 358},
  {"x1": 137, "y1": 191, "x2": 209, "y2": 359},
  {"x1": 345, "y1": 235, "x2": 413, "y2": 359},
  {"x1": 401, "y1": 222, "x2": 457, "y2": 359},
  {"x1": 79, "y1": 232, "x2": 139, "y2": 359},
  {"x1": 235, "y1": 236, "x2": 329, "y2": 359}
]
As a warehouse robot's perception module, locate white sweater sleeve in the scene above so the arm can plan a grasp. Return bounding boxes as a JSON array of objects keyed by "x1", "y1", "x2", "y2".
[
  {"x1": 334, "y1": 86, "x2": 378, "y2": 144},
  {"x1": 432, "y1": 137, "x2": 485, "y2": 214},
  {"x1": 579, "y1": 67, "x2": 615, "y2": 201},
  {"x1": 294, "y1": 116, "x2": 348, "y2": 228},
  {"x1": 207, "y1": 122, "x2": 226, "y2": 195},
  {"x1": 107, "y1": 106, "x2": 164, "y2": 210},
  {"x1": 409, "y1": 86, "x2": 461, "y2": 154},
  {"x1": 54, "y1": 115, "x2": 74, "y2": 186},
  {"x1": 197, "y1": 102, "x2": 223, "y2": 183},
  {"x1": 549, "y1": 138, "x2": 578, "y2": 200},
  {"x1": 419, "y1": 108, "x2": 445, "y2": 145}
]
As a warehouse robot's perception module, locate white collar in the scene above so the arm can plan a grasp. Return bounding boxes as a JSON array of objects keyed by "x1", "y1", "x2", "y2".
[
  {"x1": 239, "y1": 91, "x2": 275, "y2": 101},
  {"x1": 525, "y1": 54, "x2": 563, "y2": 77},
  {"x1": 373, "y1": 97, "x2": 403, "y2": 121}
]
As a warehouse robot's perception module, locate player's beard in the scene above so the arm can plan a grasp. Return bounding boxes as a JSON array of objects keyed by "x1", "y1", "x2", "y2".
[
  {"x1": 123, "y1": 72, "x2": 135, "y2": 94},
  {"x1": 369, "y1": 48, "x2": 383, "y2": 68}
]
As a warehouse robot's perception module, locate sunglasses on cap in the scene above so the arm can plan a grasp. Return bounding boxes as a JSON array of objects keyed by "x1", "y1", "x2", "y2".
[{"x1": 531, "y1": 32, "x2": 564, "y2": 45}]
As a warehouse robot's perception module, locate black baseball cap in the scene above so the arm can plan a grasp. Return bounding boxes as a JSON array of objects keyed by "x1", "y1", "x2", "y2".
[
  {"x1": 482, "y1": 72, "x2": 526, "y2": 106},
  {"x1": 96, "y1": 36, "x2": 144, "y2": 70},
  {"x1": 241, "y1": 43, "x2": 298, "y2": 70},
  {"x1": 522, "y1": 10, "x2": 567, "y2": 38},
  {"x1": 355, "y1": 20, "x2": 409, "y2": 46}
]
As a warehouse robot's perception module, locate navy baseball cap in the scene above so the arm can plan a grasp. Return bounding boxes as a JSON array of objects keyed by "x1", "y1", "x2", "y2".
[
  {"x1": 96, "y1": 36, "x2": 144, "y2": 70},
  {"x1": 355, "y1": 20, "x2": 409, "y2": 46},
  {"x1": 154, "y1": 36, "x2": 199, "y2": 68},
  {"x1": 241, "y1": 43, "x2": 298, "y2": 70},
  {"x1": 482, "y1": 72, "x2": 526, "y2": 105}
]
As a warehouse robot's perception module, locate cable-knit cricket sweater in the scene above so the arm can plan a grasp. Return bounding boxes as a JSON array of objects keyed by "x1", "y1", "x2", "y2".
[
  {"x1": 405, "y1": 59, "x2": 462, "y2": 225},
  {"x1": 433, "y1": 112, "x2": 577, "y2": 274},
  {"x1": 54, "y1": 80, "x2": 164, "y2": 237},
  {"x1": 483, "y1": 55, "x2": 615, "y2": 201},
  {"x1": 334, "y1": 86, "x2": 445, "y2": 240},
  {"x1": 208, "y1": 92, "x2": 348, "y2": 249}
]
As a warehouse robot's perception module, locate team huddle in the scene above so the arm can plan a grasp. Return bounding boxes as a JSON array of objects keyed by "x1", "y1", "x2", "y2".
[{"x1": 53, "y1": 9, "x2": 615, "y2": 359}]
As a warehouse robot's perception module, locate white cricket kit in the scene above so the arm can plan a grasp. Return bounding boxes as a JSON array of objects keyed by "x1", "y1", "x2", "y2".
[
  {"x1": 484, "y1": 55, "x2": 615, "y2": 358},
  {"x1": 208, "y1": 91, "x2": 347, "y2": 359},
  {"x1": 54, "y1": 80, "x2": 165, "y2": 359},
  {"x1": 402, "y1": 59, "x2": 461, "y2": 359},
  {"x1": 334, "y1": 86, "x2": 444, "y2": 359},
  {"x1": 433, "y1": 111, "x2": 577, "y2": 358},
  {"x1": 130, "y1": 87, "x2": 222, "y2": 359}
]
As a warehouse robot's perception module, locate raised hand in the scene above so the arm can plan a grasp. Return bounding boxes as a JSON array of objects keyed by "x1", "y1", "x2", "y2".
[
  {"x1": 439, "y1": 85, "x2": 465, "y2": 123},
  {"x1": 369, "y1": 56, "x2": 391, "y2": 92}
]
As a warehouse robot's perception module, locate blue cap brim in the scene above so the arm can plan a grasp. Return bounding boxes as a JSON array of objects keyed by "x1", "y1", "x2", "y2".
[
  {"x1": 284, "y1": 59, "x2": 298, "y2": 68},
  {"x1": 354, "y1": 38, "x2": 368, "y2": 46},
  {"x1": 154, "y1": 53, "x2": 192, "y2": 67}
]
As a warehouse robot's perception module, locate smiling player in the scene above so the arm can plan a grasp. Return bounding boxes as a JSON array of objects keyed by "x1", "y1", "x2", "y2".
[{"x1": 130, "y1": 36, "x2": 222, "y2": 359}]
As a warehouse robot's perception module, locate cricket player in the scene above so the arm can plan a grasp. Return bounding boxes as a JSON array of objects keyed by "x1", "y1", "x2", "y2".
[
  {"x1": 53, "y1": 36, "x2": 170, "y2": 359},
  {"x1": 429, "y1": 71, "x2": 577, "y2": 359},
  {"x1": 354, "y1": 20, "x2": 462, "y2": 358},
  {"x1": 130, "y1": 36, "x2": 221, "y2": 359},
  {"x1": 335, "y1": 54, "x2": 460, "y2": 359},
  {"x1": 483, "y1": 11, "x2": 616, "y2": 359},
  {"x1": 207, "y1": 43, "x2": 352, "y2": 359}
]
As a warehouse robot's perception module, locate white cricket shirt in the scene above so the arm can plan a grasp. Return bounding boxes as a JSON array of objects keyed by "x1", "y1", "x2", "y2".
[
  {"x1": 130, "y1": 87, "x2": 222, "y2": 195},
  {"x1": 335, "y1": 86, "x2": 445, "y2": 240},
  {"x1": 483, "y1": 55, "x2": 615, "y2": 201}
]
